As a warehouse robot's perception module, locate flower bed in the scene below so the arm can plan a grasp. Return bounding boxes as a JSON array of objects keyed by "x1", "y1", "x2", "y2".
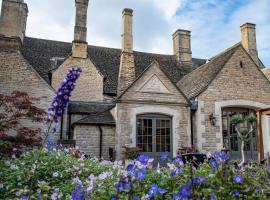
[{"x1": 0, "y1": 149, "x2": 270, "y2": 200}]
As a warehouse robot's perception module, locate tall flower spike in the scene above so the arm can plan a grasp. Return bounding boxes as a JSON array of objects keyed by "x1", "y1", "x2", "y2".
[{"x1": 47, "y1": 67, "x2": 82, "y2": 124}]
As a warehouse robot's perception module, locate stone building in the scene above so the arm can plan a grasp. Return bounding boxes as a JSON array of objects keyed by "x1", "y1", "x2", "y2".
[{"x1": 1, "y1": 0, "x2": 270, "y2": 160}]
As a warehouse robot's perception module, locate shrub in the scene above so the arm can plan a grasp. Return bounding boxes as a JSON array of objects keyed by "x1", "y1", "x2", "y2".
[
  {"x1": 0, "y1": 149, "x2": 270, "y2": 200},
  {"x1": 0, "y1": 91, "x2": 45, "y2": 156}
]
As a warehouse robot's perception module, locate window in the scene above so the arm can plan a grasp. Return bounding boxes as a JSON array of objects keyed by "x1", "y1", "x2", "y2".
[{"x1": 136, "y1": 114, "x2": 172, "y2": 154}]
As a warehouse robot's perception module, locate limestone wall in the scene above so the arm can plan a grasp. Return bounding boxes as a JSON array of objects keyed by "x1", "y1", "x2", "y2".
[
  {"x1": 74, "y1": 124, "x2": 115, "y2": 160},
  {"x1": 52, "y1": 56, "x2": 104, "y2": 102},
  {"x1": 0, "y1": 51, "x2": 58, "y2": 141},
  {"x1": 196, "y1": 47, "x2": 270, "y2": 153}
]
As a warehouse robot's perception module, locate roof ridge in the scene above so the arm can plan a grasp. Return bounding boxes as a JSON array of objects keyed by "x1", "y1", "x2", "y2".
[
  {"x1": 209, "y1": 42, "x2": 241, "y2": 60},
  {"x1": 180, "y1": 43, "x2": 241, "y2": 80}
]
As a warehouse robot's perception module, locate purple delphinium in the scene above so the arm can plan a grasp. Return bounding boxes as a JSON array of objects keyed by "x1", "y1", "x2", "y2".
[
  {"x1": 233, "y1": 175, "x2": 243, "y2": 184},
  {"x1": 148, "y1": 184, "x2": 167, "y2": 198},
  {"x1": 47, "y1": 67, "x2": 82, "y2": 124},
  {"x1": 134, "y1": 169, "x2": 146, "y2": 180},
  {"x1": 71, "y1": 184, "x2": 85, "y2": 200}
]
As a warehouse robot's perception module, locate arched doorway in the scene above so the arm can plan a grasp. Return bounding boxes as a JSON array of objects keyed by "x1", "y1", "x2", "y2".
[
  {"x1": 136, "y1": 114, "x2": 172, "y2": 161},
  {"x1": 222, "y1": 108, "x2": 258, "y2": 160}
]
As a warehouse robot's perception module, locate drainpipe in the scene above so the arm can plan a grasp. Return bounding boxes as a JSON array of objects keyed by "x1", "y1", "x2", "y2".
[
  {"x1": 98, "y1": 125, "x2": 103, "y2": 159},
  {"x1": 190, "y1": 100, "x2": 198, "y2": 147},
  {"x1": 190, "y1": 111, "x2": 194, "y2": 147}
]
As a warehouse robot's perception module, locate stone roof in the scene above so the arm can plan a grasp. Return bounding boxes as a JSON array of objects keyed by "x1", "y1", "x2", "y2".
[
  {"x1": 21, "y1": 37, "x2": 206, "y2": 96},
  {"x1": 74, "y1": 111, "x2": 115, "y2": 125},
  {"x1": 68, "y1": 101, "x2": 115, "y2": 114},
  {"x1": 68, "y1": 101, "x2": 115, "y2": 125},
  {"x1": 177, "y1": 43, "x2": 241, "y2": 99}
]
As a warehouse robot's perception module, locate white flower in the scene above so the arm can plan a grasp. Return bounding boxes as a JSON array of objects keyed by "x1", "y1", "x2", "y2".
[
  {"x1": 37, "y1": 189, "x2": 41, "y2": 194},
  {"x1": 72, "y1": 176, "x2": 82, "y2": 185},
  {"x1": 98, "y1": 171, "x2": 112, "y2": 180},
  {"x1": 80, "y1": 163, "x2": 85, "y2": 167},
  {"x1": 15, "y1": 191, "x2": 20, "y2": 196},
  {"x1": 10, "y1": 164, "x2": 19, "y2": 170},
  {"x1": 51, "y1": 192, "x2": 58, "y2": 200},
  {"x1": 52, "y1": 172, "x2": 59, "y2": 177},
  {"x1": 157, "y1": 163, "x2": 161, "y2": 173}
]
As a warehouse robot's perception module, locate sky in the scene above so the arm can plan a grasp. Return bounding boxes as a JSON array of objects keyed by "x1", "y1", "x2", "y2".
[{"x1": 0, "y1": 0, "x2": 270, "y2": 66}]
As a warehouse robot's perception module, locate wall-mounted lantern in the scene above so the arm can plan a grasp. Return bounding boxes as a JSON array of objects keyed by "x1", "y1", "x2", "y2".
[{"x1": 209, "y1": 113, "x2": 217, "y2": 126}]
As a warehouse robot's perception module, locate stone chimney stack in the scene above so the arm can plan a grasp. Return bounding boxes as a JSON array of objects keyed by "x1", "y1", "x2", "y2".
[
  {"x1": 0, "y1": 0, "x2": 28, "y2": 43},
  {"x1": 240, "y1": 23, "x2": 259, "y2": 66},
  {"x1": 72, "y1": 0, "x2": 89, "y2": 58},
  {"x1": 117, "y1": 8, "x2": 135, "y2": 95},
  {"x1": 172, "y1": 29, "x2": 192, "y2": 63}
]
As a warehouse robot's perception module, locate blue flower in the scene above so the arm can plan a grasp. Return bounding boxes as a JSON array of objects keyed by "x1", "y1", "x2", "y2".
[
  {"x1": 179, "y1": 185, "x2": 192, "y2": 199},
  {"x1": 134, "y1": 169, "x2": 146, "y2": 180},
  {"x1": 21, "y1": 196, "x2": 28, "y2": 200},
  {"x1": 133, "y1": 196, "x2": 139, "y2": 200},
  {"x1": 111, "y1": 196, "x2": 117, "y2": 200},
  {"x1": 71, "y1": 184, "x2": 85, "y2": 200},
  {"x1": 126, "y1": 163, "x2": 136, "y2": 175},
  {"x1": 170, "y1": 167, "x2": 183, "y2": 177},
  {"x1": 148, "y1": 184, "x2": 167, "y2": 198},
  {"x1": 135, "y1": 154, "x2": 154, "y2": 168},
  {"x1": 210, "y1": 194, "x2": 216, "y2": 200},
  {"x1": 189, "y1": 176, "x2": 207, "y2": 185},
  {"x1": 209, "y1": 158, "x2": 219, "y2": 170},
  {"x1": 115, "y1": 177, "x2": 131, "y2": 192},
  {"x1": 160, "y1": 151, "x2": 169, "y2": 161},
  {"x1": 230, "y1": 190, "x2": 240, "y2": 197},
  {"x1": 173, "y1": 156, "x2": 182, "y2": 164},
  {"x1": 213, "y1": 152, "x2": 229, "y2": 163},
  {"x1": 233, "y1": 175, "x2": 243, "y2": 184}
]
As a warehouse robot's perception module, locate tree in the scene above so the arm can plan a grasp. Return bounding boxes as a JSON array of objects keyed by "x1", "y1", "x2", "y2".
[
  {"x1": 230, "y1": 114, "x2": 257, "y2": 166},
  {"x1": 0, "y1": 91, "x2": 45, "y2": 155}
]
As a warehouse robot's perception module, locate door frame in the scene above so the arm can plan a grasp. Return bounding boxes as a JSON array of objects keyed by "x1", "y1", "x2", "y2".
[{"x1": 221, "y1": 107, "x2": 258, "y2": 160}]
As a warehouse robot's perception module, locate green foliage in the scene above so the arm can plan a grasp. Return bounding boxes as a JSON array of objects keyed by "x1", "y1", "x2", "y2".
[
  {"x1": 230, "y1": 115, "x2": 243, "y2": 125},
  {"x1": 0, "y1": 149, "x2": 269, "y2": 199},
  {"x1": 244, "y1": 115, "x2": 257, "y2": 123}
]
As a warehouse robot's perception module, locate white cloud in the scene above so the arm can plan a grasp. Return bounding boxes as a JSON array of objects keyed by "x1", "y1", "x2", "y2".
[
  {"x1": 0, "y1": 0, "x2": 270, "y2": 66},
  {"x1": 151, "y1": 0, "x2": 184, "y2": 20}
]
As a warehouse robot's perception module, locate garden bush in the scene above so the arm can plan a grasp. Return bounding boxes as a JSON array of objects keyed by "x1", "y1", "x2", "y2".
[{"x1": 0, "y1": 148, "x2": 270, "y2": 200}]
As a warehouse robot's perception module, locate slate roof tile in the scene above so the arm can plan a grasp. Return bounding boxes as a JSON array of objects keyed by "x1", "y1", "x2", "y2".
[
  {"x1": 21, "y1": 37, "x2": 206, "y2": 96},
  {"x1": 177, "y1": 43, "x2": 241, "y2": 99}
]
